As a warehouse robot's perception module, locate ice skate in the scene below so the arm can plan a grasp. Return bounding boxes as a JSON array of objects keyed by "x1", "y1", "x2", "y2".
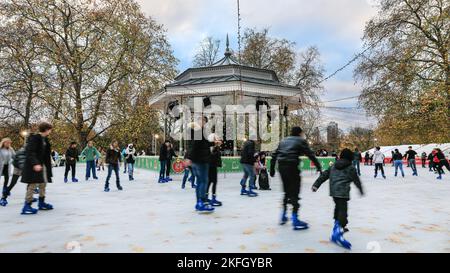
[
  {"x1": 330, "y1": 221, "x2": 352, "y2": 250},
  {"x1": 38, "y1": 197, "x2": 54, "y2": 211},
  {"x1": 292, "y1": 213, "x2": 309, "y2": 230},
  {"x1": 21, "y1": 202, "x2": 38, "y2": 215}
]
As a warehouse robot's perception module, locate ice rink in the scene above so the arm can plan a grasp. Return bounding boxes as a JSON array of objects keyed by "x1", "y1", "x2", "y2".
[{"x1": 0, "y1": 163, "x2": 449, "y2": 253}]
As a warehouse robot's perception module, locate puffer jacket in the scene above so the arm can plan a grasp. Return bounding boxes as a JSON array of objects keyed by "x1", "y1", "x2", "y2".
[
  {"x1": 106, "y1": 147, "x2": 121, "y2": 165},
  {"x1": 313, "y1": 159, "x2": 363, "y2": 199},
  {"x1": 271, "y1": 136, "x2": 322, "y2": 171},
  {"x1": 0, "y1": 147, "x2": 15, "y2": 177},
  {"x1": 12, "y1": 147, "x2": 26, "y2": 170},
  {"x1": 373, "y1": 150, "x2": 385, "y2": 164}
]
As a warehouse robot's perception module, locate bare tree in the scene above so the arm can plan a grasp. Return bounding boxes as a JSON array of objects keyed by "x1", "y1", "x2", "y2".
[{"x1": 193, "y1": 37, "x2": 221, "y2": 67}]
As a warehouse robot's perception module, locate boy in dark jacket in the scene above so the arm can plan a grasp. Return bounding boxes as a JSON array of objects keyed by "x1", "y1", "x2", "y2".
[
  {"x1": 64, "y1": 142, "x2": 79, "y2": 183},
  {"x1": 208, "y1": 140, "x2": 223, "y2": 206},
  {"x1": 20, "y1": 122, "x2": 54, "y2": 215},
  {"x1": 270, "y1": 127, "x2": 322, "y2": 230},
  {"x1": 104, "y1": 140, "x2": 122, "y2": 192},
  {"x1": 312, "y1": 148, "x2": 364, "y2": 250}
]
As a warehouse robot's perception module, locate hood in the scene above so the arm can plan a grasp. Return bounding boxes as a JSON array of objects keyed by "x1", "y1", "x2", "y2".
[{"x1": 334, "y1": 159, "x2": 352, "y2": 170}]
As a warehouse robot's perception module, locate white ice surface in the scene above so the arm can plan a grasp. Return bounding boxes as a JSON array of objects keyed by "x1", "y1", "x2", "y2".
[{"x1": 0, "y1": 164, "x2": 449, "y2": 253}]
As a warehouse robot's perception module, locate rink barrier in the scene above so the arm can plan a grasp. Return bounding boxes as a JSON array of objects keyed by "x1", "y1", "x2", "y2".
[{"x1": 132, "y1": 156, "x2": 336, "y2": 174}]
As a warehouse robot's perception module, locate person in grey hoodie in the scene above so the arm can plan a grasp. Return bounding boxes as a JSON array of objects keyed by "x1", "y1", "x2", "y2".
[{"x1": 373, "y1": 147, "x2": 386, "y2": 179}]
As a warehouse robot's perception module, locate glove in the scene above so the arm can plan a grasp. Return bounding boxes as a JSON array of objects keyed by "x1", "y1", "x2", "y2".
[{"x1": 311, "y1": 186, "x2": 318, "y2": 192}]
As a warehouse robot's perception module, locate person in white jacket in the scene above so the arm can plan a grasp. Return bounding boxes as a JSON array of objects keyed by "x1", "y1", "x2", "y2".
[{"x1": 373, "y1": 147, "x2": 386, "y2": 179}]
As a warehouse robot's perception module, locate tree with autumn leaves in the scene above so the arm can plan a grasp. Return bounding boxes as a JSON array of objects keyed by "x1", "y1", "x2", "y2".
[
  {"x1": 0, "y1": 0, "x2": 177, "y2": 149},
  {"x1": 355, "y1": 0, "x2": 449, "y2": 145}
]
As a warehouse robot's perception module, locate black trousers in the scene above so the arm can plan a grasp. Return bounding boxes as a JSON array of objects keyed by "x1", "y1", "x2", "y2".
[
  {"x1": 2, "y1": 165, "x2": 9, "y2": 189},
  {"x1": 208, "y1": 166, "x2": 218, "y2": 195},
  {"x1": 279, "y1": 163, "x2": 301, "y2": 215},
  {"x1": 2, "y1": 174, "x2": 19, "y2": 199},
  {"x1": 374, "y1": 163, "x2": 385, "y2": 176},
  {"x1": 333, "y1": 197, "x2": 349, "y2": 228},
  {"x1": 64, "y1": 162, "x2": 76, "y2": 179},
  {"x1": 421, "y1": 159, "x2": 426, "y2": 168}
]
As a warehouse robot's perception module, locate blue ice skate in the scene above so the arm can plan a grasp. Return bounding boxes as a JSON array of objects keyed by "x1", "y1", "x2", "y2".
[
  {"x1": 331, "y1": 221, "x2": 352, "y2": 250},
  {"x1": 210, "y1": 196, "x2": 222, "y2": 207},
  {"x1": 21, "y1": 202, "x2": 38, "y2": 215},
  {"x1": 280, "y1": 210, "x2": 288, "y2": 225},
  {"x1": 0, "y1": 198, "x2": 7, "y2": 207},
  {"x1": 38, "y1": 198, "x2": 54, "y2": 211},
  {"x1": 195, "y1": 201, "x2": 215, "y2": 213},
  {"x1": 292, "y1": 213, "x2": 309, "y2": 230}
]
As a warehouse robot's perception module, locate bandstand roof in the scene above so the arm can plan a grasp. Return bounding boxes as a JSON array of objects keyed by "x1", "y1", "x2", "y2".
[{"x1": 149, "y1": 35, "x2": 304, "y2": 109}]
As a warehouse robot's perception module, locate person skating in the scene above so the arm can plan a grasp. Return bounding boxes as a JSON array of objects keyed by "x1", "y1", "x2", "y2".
[
  {"x1": 373, "y1": 147, "x2": 386, "y2": 179},
  {"x1": 392, "y1": 149, "x2": 405, "y2": 178},
  {"x1": 64, "y1": 142, "x2": 79, "y2": 183},
  {"x1": 364, "y1": 152, "x2": 370, "y2": 166},
  {"x1": 270, "y1": 127, "x2": 322, "y2": 230},
  {"x1": 181, "y1": 150, "x2": 196, "y2": 189},
  {"x1": 434, "y1": 148, "x2": 450, "y2": 180},
  {"x1": 0, "y1": 144, "x2": 29, "y2": 207},
  {"x1": 0, "y1": 138, "x2": 15, "y2": 199},
  {"x1": 352, "y1": 148, "x2": 362, "y2": 176},
  {"x1": 240, "y1": 137, "x2": 258, "y2": 197},
  {"x1": 208, "y1": 139, "x2": 223, "y2": 207},
  {"x1": 158, "y1": 141, "x2": 169, "y2": 183},
  {"x1": 125, "y1": 143, "x2": 137, "y2": 181},
  {"x1": 104, "y1": 140, "x2": 122, "y2": 192},
  {"x1": 312, "y1": 148, "x2": 364, "y2": 250},
  {"x1": 97, "y1": 147, "x2": 106, "y2": 171},
  {"x1": 165, "y1": 143, "x2": 177, "y2": 182},
  {"x1": 121, "y1": 147, "x2": 128, "y2": 174},
  {"x1": 421, "y1": 152, "x2": 427, "y2": 168},
  {"x1": 257, "y1": 152, "x2": 271, "y2": 190},
  {"x1": 20, "y1": 122, "x2": 54, "y2": 215},
  {"x1": 404, "y1": 146, "x2": 418, "y2": 176},
  {"x1": 0, "y1": 138, "x2": 15, "y2": 206},
  {"x1": 428, "y1": 152, "x2": 436, "y2": 172},
  {"x1": 185, "y1": 116, "x2": 215, "y2": 213},
  {"x1": 80, "y1": 141, "x2": 101, "y2": 181}
]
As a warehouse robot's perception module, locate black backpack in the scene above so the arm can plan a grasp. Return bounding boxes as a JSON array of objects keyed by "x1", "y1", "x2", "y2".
[
  {"x1": 258, "y1": 169, "x2": 271, "y2": 190},
  {"x1": 13, "y1": 147, "x2": 26, "y2": 170}
]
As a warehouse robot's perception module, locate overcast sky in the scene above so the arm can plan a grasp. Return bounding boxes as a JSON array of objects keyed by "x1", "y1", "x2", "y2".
[{"x1": 136, "y1": 0, "x2": 379, "y2": 131}]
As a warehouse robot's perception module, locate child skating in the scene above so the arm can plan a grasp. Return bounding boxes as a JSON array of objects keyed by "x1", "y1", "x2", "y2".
[
  {"x1": 208, "y1": 140, "x2": 223, "y2": 206},
  {"x1": 312, "y1": 148, "x2": 364, "y2": 250},
  {"x1": 104, "y1": 140, "x2": 123, "y2": 192}
]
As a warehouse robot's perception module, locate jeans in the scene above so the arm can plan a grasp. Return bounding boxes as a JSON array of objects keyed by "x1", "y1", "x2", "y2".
[
  {"x1": 352, "y1": 160, "x2": 361, "y2": 176},
  {"x1": 86, "y1": 160, "x2": 97, "y2": 179},
  {"x1": 192, "y1": 163, "x2": 209, "y2": 203},
  {"x1": 159, "y1": 160, "x2": 166, "y2": 179},
  {"x1": 182, "y1": 167, "x2": 195, "y2": 186},
  {"x1": 127, "y1": 163, "x2": 134, "y2": 178},
  {"x1": 394, "y1": 160, "x2": 404, "y2": 177},
  {"x1": 105, "y1": 164, "x2": 121, "y2": 189},
  {"x1": 408, "y1": 159, "x2": 417, "y2": 175},
  {"x1": 240, "y1": 164, "x2": 256, "y2": 189}
]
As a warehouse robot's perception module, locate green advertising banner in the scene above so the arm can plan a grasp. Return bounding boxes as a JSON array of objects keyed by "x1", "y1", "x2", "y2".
[{"x1": 133, "y1": 156, "x2": 336, "y2": 174}]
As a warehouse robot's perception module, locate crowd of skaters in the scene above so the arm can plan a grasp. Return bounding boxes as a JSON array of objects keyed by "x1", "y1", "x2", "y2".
[{"x1": 0, "y1": 120, "x2": 449, "y2": 250}]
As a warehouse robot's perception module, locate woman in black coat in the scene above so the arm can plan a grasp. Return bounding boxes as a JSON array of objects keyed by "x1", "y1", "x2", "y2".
[{"x1": 21, "y1": 122, "x2": 54, "y2": 215}]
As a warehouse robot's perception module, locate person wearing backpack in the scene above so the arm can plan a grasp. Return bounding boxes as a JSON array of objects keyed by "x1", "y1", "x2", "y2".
[
  {"x1": 312, "y1": 148, "x2": 364, "y2": 250},
  {"x1": 0, "y1": 141, "x2": 24, "y2": 207}
]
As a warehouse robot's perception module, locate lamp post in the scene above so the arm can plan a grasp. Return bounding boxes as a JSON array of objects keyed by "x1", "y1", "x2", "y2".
[
  {"x1": 20, "y1": 130, "x2": 29, "y2": 143},
  {"x1": 153, "y1": 134, "x2": 160, "y2": 155}
]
